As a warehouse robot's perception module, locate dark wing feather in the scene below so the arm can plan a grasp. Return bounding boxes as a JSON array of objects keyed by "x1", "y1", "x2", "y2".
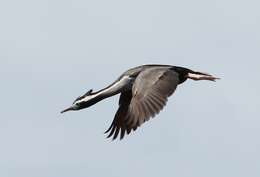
[
  {"x1": 127, "y1": 67, "x2": 179, "y2": 129},
  {"x1": 105, "y1": 91, "x2": 137, "y2": 140},
  {"x1": 105, "y1": 67, "x2": 180, "y2": 140}
]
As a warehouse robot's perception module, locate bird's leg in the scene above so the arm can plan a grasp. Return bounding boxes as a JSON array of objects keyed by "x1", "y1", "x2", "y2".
[{"x1": 187, "y1": 72, "x2": 220, "y2": 82}]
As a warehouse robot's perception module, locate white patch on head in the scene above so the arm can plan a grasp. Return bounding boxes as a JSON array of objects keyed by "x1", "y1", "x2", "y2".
[
  {"x1": 80, "y1": 94, "x2": 96, "y2": 103},
  {"x1": 75, "y1": 75, "x2": 133, "y2": 104}
]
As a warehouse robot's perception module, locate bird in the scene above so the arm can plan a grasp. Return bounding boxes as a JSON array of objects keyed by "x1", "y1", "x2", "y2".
[{"x1": 61, "y1": 64, "x2": 219, "y2": 140}]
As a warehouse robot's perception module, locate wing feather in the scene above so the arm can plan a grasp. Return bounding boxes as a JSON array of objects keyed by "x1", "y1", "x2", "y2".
[{"x1": 105, "y1": 67, "x2": 180, "y2": 140}]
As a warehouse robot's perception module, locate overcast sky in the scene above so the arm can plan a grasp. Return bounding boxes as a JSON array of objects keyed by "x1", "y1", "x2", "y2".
[{"x1": 0, "y1": 0, "x2": 259, "y2": 177}]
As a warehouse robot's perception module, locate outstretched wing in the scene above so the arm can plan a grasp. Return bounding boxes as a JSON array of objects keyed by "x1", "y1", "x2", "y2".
[
  {"x1": 105, "y1": 91, "x2": 135, "y2": 140},
  {"x1": 105, "y1": 67, "x2": 180, "y2": 140}
]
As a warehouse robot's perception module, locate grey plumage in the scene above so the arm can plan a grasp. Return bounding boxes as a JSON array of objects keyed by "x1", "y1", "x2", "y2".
[{"x1": 61, "y1": 64, "x2": 219, "y2": 140}]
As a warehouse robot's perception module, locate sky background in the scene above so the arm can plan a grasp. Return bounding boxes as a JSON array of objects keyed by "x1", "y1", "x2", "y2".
[{"x1": 0, "y1": 0, "x2": 260, "y2": 177}]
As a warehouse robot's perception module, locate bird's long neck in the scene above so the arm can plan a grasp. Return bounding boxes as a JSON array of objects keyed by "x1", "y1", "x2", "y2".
[{"x1": 88, "y1": 75, "x2": 133, "y2": 103}]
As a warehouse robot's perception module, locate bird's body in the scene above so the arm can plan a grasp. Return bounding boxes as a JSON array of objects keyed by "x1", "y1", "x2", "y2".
[{"x1": 61, "y1": 64, "x2": 219, "y2": 140}]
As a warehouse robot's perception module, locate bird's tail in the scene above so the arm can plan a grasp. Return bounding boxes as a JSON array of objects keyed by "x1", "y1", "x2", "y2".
[{"x1": 187, "y1": 71, "x2": 220, "y2": 82}]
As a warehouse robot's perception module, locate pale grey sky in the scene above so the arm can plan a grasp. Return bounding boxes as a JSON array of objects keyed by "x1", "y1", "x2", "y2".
[{"x1": 0, "y1": 0, "x2": 259, "y2": 177}]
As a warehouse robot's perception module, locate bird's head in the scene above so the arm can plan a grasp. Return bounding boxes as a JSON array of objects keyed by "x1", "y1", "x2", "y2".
[{"x1": 61, "y1": 89, "x2": 95, "y2": 114}]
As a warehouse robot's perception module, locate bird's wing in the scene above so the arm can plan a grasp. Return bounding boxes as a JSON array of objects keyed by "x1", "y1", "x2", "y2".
[
  {"x1": 105, "y1": 67, "x2": 180, "y2": 140},
  {"x1": 105, "y1": 90, "x2": 134, "y2": 140},
  {"x1": 127, "y1": 67, "x2": 179, "y2": 127}
]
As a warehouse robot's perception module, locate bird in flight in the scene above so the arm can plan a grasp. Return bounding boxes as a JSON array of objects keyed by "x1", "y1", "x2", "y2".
[{"x1": 61, "y1": 64, "x2": 219, "y2": 140}]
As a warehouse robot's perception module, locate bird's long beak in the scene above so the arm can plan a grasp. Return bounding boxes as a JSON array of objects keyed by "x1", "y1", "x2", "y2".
[{"x1": 61, "y1": 106, "x2": 74, "y2": 114}]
